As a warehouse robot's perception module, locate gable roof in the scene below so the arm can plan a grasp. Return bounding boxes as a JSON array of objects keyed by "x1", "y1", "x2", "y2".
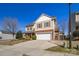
[
  {"x1": 26, "y1": 23, "x2": 34, "y2": 27},
  {"x1": 0, "y1": 30, "x2": 15, "y2": 34},
  {"x1": 40, "y1": 13, "x2": 56, "y2": 19},
  {"x1": 35, "y1": 13, "x2": 56, "y2": 23},
  {"x1": 26, "y1": 13, "x2": 56, "y2": 27}
]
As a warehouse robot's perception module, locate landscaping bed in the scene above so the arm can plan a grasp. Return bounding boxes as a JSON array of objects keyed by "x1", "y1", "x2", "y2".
[
  {"x1": 0, "y1": 39, "x2": 30, "y2": 45},
  {"x1": 46, "y1": 46, "x2": 79, "y2": 55}
]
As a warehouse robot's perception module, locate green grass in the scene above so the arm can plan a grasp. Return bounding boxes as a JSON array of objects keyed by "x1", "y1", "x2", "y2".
[{"x1": 46, "y1": 46, "x2": 79, "y2": 55}]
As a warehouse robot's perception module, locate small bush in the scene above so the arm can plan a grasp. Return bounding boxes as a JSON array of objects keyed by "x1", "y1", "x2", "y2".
[
  {"x1": 16, "y1": 31, "x2": 23, "y2": 39},
  {"x1": 25, "y1": 35, "x2": 31, "y2": 40},
  {"x1": 31, "y1": 35, "x2": 36, "y2": 40}
]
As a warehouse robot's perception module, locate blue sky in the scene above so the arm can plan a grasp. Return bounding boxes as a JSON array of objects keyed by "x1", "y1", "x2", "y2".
[{"x1": 0, "y1": 3, "x2": 79, "y2": 34}]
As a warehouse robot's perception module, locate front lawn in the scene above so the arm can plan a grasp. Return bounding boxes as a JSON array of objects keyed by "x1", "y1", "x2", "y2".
[
  {"x1": 0, "y1": 39, "x2": 30, "y2": 45},
  {"x1": 46, "y1": 46, "x2": 79, "y2": 55}
]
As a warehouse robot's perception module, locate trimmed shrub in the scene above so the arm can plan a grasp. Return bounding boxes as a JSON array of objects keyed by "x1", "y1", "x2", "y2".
[
  {"x1": 25, "y1": 35, "x2": 31, "y2": 40},
  {"x1": 31, "y1": 35, "x2": 36, "y2": 40},
  {"x1": 16, "y1": 31, "x2": 23, "y2": 39}
]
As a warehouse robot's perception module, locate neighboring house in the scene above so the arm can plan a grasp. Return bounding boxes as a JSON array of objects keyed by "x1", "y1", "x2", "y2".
[
  {"x1": 25, "y1": 23, "x2": 35, "y2": 39},
  {"x1": 59, "y1": 32, "x2": 64, "y2": 40},
  {"x1": 25, "y1": 13, "x2": 60, "y2": 40},
  {"x1": 0, "y1": 31, "x2": 15, "y2": 40},
  {"x1": 71, "y1": 12, "x2": 79, "y2": 40}
]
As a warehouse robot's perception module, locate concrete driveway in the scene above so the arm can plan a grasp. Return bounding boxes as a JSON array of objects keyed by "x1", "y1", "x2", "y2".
[{"x1": 0, "y1": 40, "x2": 75, "y2": 56}]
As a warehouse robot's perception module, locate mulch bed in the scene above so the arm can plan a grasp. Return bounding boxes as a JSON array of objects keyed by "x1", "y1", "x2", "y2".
[{"x1": 0, "y1": 39, "x2": 30, "y2": 45}]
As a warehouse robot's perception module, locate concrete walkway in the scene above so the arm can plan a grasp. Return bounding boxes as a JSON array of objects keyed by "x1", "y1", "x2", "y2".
[{"x1": 0, "y1": 40, "x2": 76, "y2": 56}]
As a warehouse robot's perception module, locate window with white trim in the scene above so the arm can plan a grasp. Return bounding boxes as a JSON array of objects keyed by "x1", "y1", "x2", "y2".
[
  {"x1": 37, "y1": 23, "x2": 42, "y2": 28},
  {"x1": 44, "y1": 22, "x2": 50, "y2": 28}
]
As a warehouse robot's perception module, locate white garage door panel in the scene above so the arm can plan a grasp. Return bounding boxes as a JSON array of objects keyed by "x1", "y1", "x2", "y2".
[{"x1": 37, "y1": 34, "x2": 51, "y2": 40}]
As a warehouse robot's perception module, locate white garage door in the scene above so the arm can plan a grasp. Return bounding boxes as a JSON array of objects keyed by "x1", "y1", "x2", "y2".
[{"x1": 36, "y1": 33, "x2": 51, "y2": 40}]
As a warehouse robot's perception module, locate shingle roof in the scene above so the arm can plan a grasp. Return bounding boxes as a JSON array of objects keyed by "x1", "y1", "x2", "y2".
[
  {"x1": 26, "y1": 13, "x2": 56, "y2": 27},
  {"x1": 26, "y1": 22, "x2": 34, "y2": 27},
  {"x1": 41, "y1": 13, "x2": 56, "y2": 19}
]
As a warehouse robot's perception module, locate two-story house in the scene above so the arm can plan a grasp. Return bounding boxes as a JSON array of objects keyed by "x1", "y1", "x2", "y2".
[
  {"x1": 71, "y1": 12, "x2": 79, "y2": 40},
  {"x1": 25, "y1": 13, "x2": 59, "y2": 40},
  {"x1": 25, "y1": 23, "x2": 35, "y2": 38}
]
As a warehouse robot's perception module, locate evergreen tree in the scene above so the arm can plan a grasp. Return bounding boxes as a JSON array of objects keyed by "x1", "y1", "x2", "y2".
[{"x1": 16, "y1": 31, "x2": 23, "y2": 39}]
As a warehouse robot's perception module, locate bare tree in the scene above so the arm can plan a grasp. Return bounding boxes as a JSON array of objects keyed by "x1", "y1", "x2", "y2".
[
  {"x1": 2, "y1": 17, "x2": 18, "y2": 39},
  {"x1": 60, "y1": 19, "x2": 68, "y2": 40}
]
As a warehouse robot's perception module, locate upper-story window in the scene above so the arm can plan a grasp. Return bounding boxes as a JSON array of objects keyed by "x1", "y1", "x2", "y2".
[
  {"x1": 30, "y1": 27, "x2": 32, "y2": 30},
  {"x1": 44, "y1": 22, "x2": 50, "y2": 28},
  {"x1": 27, "y1": 27, "x2": 29, "y2": 30},
  {"x1": 27, "y1": 27, "x2": 32, "y2": 31},
  {"x1": 37, "y1": 23, "x2": 42, "y2": 28}
]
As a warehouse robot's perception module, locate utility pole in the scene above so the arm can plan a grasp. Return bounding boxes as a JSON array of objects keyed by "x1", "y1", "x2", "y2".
[{"x1": 69, "y1": 3, "x2": 72, "y2": 49}]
